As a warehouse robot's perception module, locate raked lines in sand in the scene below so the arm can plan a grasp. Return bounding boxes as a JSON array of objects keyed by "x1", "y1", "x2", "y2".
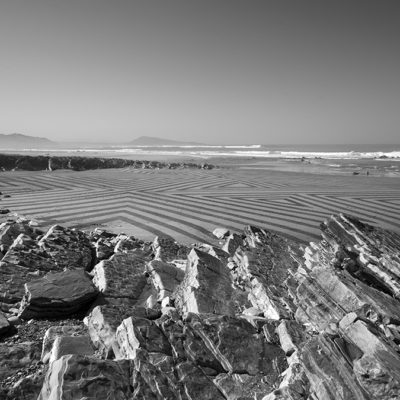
[{"x1": 1, "y1": 168, "x2": 399, "y2": 244}]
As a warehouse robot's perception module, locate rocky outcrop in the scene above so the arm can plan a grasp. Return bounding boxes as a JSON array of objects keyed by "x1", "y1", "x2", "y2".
[
  {"x1": 1, "y1": 212, "x2": 400, "y2": 399},
  {"x1": 0, "y1": 153, "x2": 215, "y2": 171},
  {"x1": 84, "y1": 304, "x2": 161, "y2": 358},
  {"x1": 173, "y1": 248, "x2": 237, "y2": 315}
]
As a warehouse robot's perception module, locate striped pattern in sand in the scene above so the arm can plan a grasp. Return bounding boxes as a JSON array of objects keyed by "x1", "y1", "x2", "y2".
[{"x1": 0, "y1": 167, "x2": 399, "y2": 244}]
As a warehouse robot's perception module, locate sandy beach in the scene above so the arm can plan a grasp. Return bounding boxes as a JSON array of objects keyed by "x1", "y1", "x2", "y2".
[{"x1": 0, "y1": 156, "x2": 399, "y2": 245}]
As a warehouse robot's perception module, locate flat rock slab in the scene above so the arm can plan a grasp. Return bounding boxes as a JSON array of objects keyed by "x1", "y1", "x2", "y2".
[
  {"x1": 49, "y1": 335, "x2": 95, "y2": 363},
  {"x1": 38, "y1": 355, "x2": 132, "y2": 400},
  {"x1": 19, "y1": 269, "x2": 98, "y2": 319}
]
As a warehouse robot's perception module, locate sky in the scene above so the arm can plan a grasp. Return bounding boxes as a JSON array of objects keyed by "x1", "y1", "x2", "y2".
[{"x1": 0, "y1": 0, "x2": 399, "y2": 145}]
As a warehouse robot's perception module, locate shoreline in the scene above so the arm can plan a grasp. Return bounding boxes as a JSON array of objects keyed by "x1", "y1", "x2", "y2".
[{"x1": 0, "y1": 149, "x2": 399, "y2": 178}]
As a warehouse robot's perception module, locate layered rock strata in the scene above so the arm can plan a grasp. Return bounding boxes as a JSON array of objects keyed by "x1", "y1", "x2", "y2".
[{"x1": 0, "y1": 213, "x2": 399, "y2": 399}]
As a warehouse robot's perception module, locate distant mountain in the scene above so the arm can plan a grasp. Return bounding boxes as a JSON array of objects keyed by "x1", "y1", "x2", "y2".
[
  {"x1": 126, "y1": 136, "x2": 205, "y2": 146},
  {"x1": 0, "y1": 133, "x2": 57, "y2": 148}
]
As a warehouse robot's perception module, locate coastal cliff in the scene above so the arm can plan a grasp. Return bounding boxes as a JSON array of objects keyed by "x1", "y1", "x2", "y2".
[{"x1": 0, "y1": 213, "x2": 400, "y2": 399}]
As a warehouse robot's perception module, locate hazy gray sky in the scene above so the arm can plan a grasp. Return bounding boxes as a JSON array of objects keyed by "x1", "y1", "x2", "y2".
[{"x1": 1, "y1": 0, "x2": 399, "y2": 144}]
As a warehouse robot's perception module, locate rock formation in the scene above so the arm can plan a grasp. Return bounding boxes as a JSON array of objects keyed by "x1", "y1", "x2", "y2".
[
  {"x1": 0, "y1": 212, "x2": 400, "y2": 399},
  {"x1": 0, "y1": 154, "x2": 215, "y2": 171}
]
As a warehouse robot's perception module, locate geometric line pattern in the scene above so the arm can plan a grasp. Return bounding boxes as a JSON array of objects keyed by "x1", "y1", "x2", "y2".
[{"x1": 1, "y1": 167, "x2": 399, "y2": 244}]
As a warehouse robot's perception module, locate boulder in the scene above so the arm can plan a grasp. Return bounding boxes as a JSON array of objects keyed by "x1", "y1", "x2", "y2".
[
  {"x1": 19, "y1": 269, "x2": 98, "y2": 319},
  {"x1": 38, "y1": 355, "x2": 132, "y2": 400}
]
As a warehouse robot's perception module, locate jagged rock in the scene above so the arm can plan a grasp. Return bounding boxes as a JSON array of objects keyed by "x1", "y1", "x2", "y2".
[
  {"x1": 300, "y1": 334, "x2": 370, "y2": 400},
  {"x1": 158, "y1": 312, "x2": 224, "y2": 373},
  {"x1": 132, "y1": 350, "x2": 225, "y2": 400},
  {"x1": 221, "y1": 232, "x2": 243, "y2": 255},
  {"x1": 91, "y1": 251, "x2": 152, "y2": 303},
  {"x1": 19, "y1": 269, "x2": 98, "y2": 319},
  {"x1": 38, "y1": 225, "x2": 93, "y2": 270},
  {"x1": 263, "y1": 320, "x2": 281, "y2": 344},
  {"x1": 195, "y1": 243, "x2": 231, "y2": 263},
  {"x1": 276, "y1": 320, "x2": 305, "y2": 356},
  {"x1": 212, "y1": 227, "x2": 230, "y2": 240},
  {"x1": 0, "y1": 220, "x2": 38, "y2": 254},
  {"x1": 174, "y1": 248, "x2": 236, "y2": 315},
  {"x1": 41, "y1": 325, "x2": 83, "y2": 362},
  {"x1": 38, "y1": 355, "x2": 132, "y2": 400},
  {"x1": 342, "y1": 318, "x2": 400, "y2": 398},
  {"x1": 185, "y1": 313, "x2": 287, "y2": 376},
  {"x1": 146, "y1": 260, "x2": 185, "y2": 301},
  {"x1": 88, "y1": 229, "x2": 118, "y2": 261},
  {"x1": 263, "y1": 354, "x2": 309, "y2": 400},
  {"x1": 152, "y1": 234, "x2": 190, "y2": 262},
  {"x1": 232, "y1": 227, "x2": 298, "y2": 320},
  {"x1": 0, "y1": 225, "x2": 93, "y2": 304},
  {"x1": 114, "y1": 234, "x2": 148, "y2": 253},
  {"x1": 84, "y1": 304, "x2": 161, "y2": 358},
  {"x1": 114, "y1": 316, "x2": 172, "y2": 359},
  {"x1": 0, "y1": 310, "x2": 10, "y2": 335},
  {"x1": 214, "y1": 373, "x2": 277, "y2": 400},
  {"x1": 0, "y1": 342, "x2": 41, "y2": 380},
  {"x1": 1, "y1": 212, "x2": 400, "y2": 399}
]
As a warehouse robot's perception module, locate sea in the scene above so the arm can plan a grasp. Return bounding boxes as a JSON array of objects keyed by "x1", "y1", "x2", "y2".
[
  {"x1": 2, "y1": 142, "x2": 400, "y2": 177},
  {"x1": 103, "y1": 143, "x2": 400, "y2": 160}
]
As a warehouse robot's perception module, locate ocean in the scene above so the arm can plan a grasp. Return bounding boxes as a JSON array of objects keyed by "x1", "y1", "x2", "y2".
[{"x1": 101, "y1": 143, "x2": 400, "y2": 159}]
